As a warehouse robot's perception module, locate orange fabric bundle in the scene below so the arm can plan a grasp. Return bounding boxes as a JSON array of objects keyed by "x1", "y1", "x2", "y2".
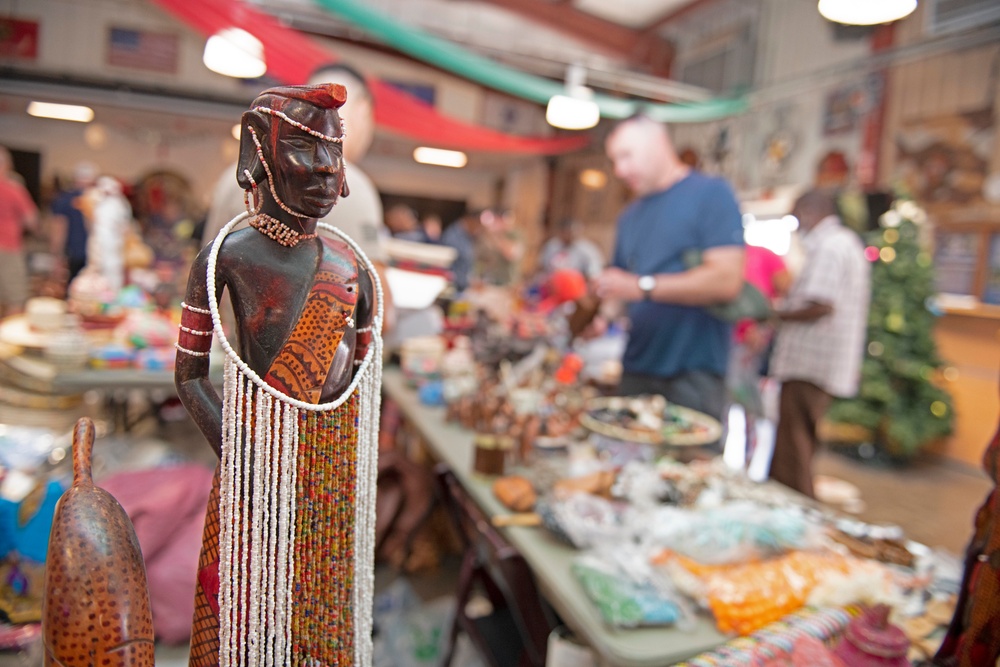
[{"x1": 662, "y1": 550, "x2": 857, "y2": 636}]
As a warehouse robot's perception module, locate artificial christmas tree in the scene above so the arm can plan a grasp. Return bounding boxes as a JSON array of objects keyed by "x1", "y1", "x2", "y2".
[{"x1": 826, "y1": 199, "x2": 954, "y2": 459}]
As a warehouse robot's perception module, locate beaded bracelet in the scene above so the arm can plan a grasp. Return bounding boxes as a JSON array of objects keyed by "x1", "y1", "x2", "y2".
[
  {"x1": 179, "y1": 325, "x2": 213, "y2": 336},
  {"x1": 181, "y1": 301, "x2": 211, "y2": 315},
  {"x1": 175, "y1": 342, "x2": 211, "y2": 358}
]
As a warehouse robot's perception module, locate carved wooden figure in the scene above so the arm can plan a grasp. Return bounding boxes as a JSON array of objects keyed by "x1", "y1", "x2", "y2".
[
  {"x1": 175, "y1": 84, "x2": 383, "y2": 667},
  {"x1": 42, "y1": 417, "x2": 154, "y2": 667}
]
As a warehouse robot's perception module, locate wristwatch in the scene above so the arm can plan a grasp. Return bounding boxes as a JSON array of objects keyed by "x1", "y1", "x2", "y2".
[{"x1": 637, "y1": 275, "x2": 656, "y2": 300}]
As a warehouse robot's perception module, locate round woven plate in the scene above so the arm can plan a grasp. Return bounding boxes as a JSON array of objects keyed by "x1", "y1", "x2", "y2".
[
  {"x1": 580, "y1": 396, "x2": 723, "y2": 446},
  {"x1": 0, "y1": 316, "x2": 51, "y2": 350}
]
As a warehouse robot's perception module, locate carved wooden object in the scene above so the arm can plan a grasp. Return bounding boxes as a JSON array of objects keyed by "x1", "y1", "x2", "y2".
[{"x1": 42, "y1": 418, "x2": 154, "y2": 667}]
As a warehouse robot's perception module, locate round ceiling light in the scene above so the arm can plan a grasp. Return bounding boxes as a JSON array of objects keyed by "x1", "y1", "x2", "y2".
[
  {"x1": 817, "y1": 0, "x2": 917, "y2": 25},
  {"x1": 546, "y1": 94, "x2": 600, "y2": 131},
  {"x1": 203, "y1": 28, "x2": 266, "y2": 79},
  {"x1": 546, "y1": 63, "x2": 601, "y2": 131}
]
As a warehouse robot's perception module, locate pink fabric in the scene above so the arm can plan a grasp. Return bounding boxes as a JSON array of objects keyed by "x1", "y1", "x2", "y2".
[
  {"x1": 756, "y1": 635, "x2": 846, "y2": 667},
  {"x1": 99, "y1": 464, "x2": 215, "y2": 645},
  {"x1": 0, "y1": 178, "x2": 37, "y2": 252},
  {"x1": 735, "y1": 245, "x2": 786, "y2": 342},
  {"x1": 744, "y1": 245, "x2": 786, "y2": 299}
]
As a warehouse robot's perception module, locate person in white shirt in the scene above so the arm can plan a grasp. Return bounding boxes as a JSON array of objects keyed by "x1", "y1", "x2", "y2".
[{"x1": 769, "y1": 188, "x2": 871, "y2": 498}]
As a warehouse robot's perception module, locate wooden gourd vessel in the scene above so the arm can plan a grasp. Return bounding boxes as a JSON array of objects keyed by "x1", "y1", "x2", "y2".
[{"x1": 42, "y1": 417, "x2": 154, "y2": 666}]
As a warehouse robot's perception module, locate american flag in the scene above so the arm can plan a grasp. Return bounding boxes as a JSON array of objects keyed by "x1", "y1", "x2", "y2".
[{"x1": 107, "y1": 27, "x2": 178, "y2": 74}]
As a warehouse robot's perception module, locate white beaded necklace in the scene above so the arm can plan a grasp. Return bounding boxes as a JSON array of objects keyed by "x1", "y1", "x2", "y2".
[{"x1": 208, "y1": 212, "x2": 382, "y2": 667}]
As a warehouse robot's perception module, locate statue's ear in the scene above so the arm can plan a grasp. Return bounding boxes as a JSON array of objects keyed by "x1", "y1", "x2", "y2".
[
  {"x1": 236, "y1": 110, "x2": 267, "y2": 190},
  {"x1": 340, "y1": 174, "x2": 350, "y2": 199}
]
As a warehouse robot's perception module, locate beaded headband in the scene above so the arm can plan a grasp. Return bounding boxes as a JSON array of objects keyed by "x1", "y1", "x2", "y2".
[
  {"x1": 253, "y1": 106, "x2": 346, "y2": 144},
  {"x1": 242, "y1": 104, "x2": 346, "y2": 220}
]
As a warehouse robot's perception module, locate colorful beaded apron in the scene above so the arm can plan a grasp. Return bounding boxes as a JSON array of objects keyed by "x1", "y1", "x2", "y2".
[{"x1": 189, "y1": 217, "x2": 382, "y2": 667}]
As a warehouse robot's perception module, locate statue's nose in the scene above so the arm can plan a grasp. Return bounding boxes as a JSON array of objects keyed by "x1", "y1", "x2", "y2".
[{"x1": 315, "y1": 143, "x2": 340, "y2": 170}]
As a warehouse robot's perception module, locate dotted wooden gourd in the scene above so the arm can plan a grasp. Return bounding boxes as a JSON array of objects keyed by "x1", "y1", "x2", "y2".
[{"x1": 42, "y1": 417, "x2": 155, "y2": 667}]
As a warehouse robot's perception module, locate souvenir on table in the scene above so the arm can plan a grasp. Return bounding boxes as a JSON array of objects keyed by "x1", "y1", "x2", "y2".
[
  {"x1": 674, "y1": 606, "x2": 855, "y2": 667},
  {"x1": 572, "y1": 553, "x2": 685, "y2": 628},
  {"x1": 832, "y1": 604, "x2": 910, "y2": 667},
  {"x1": 81, "y1": 176, "x2": 132, "y2": 295},
  {"x1": 660, "y1": 550, "x2": 888, "y2": 636},
  {"x1": 645, "y1": 502, "x2": 815, "y2": 566},
  {"x1": 580, "y1": 394, "x2": 723, "y2": 446},
  {"x1": 174, "y1": 84, "x2": 383, "y2": 667}
]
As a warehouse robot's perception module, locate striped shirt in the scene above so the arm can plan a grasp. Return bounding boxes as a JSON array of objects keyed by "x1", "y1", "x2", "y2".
[{"x1": 770, "y1": 216, "x2": 871, "y2": 397}]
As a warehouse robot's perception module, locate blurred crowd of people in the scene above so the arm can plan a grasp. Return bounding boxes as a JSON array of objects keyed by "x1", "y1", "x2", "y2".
[
  {"x1": 0, "y1": 94, "x2": 872, "y2": 501},
  {"x1": 372, "y1": 113, "x2": 870, "y2": 500},
  {"x1": 0, "y1": 150, "x2": 212, "y2": 320}
]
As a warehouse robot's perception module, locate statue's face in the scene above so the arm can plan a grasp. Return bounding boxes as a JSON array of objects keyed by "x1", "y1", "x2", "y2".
[{"x1": 266, "y1": 99, "x2": 345, "y2": 219}]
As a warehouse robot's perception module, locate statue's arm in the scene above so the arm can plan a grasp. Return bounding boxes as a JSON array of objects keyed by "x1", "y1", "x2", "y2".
[
  {"x1": 354, "y1": 264, "x2": 376, "y2": 365},
  {"x1": 174, "y1": 244, "x2": 224, "y2": 457}
]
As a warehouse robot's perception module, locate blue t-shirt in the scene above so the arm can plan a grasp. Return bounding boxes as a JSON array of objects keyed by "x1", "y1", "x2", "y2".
[
  {"x1": 51, "y1": 188, "x2": 89, "y2": 261},
  {"x1": 611, "y1": 172, "x2": 744, "y2": 378}
]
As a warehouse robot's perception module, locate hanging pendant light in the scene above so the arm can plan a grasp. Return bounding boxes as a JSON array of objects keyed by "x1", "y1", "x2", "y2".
[
  {"x1": 203, "y1": 27, "x2": 266, "y2": 78},
  {"x1": 546, "y1": 64, "x2": 600, "y2": 131},
  {"x1": 818, "y1": 0, "x2": 917, "y2": 25}
]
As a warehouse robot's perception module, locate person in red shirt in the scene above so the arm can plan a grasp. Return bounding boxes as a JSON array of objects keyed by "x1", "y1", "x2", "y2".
[
  {"x1": 728, "y1": 244, "x2": 790, "y2": 464},
  {"x1": 0, "y1": 147, "x2": 38, "y2": 317}
]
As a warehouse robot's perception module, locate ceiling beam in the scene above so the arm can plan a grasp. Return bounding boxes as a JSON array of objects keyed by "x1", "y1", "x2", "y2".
[
  {"x1": 477, "y1": 0, "x2": 675, "y2": 76},
  {"x1": 641, "y1": 0, "x2": 721, "y2": 36}
]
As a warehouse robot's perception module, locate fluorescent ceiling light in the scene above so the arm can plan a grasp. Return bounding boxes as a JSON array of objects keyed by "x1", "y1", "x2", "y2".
[
  {"x1": 413, "y1": 147, "x2": 467, "y2": 168},
  {"x1": 27, "y1": 101, "x2": 94, "y2": 123},
  {"x1": 203, "y1": 28, "x2": 266, "y2": 78},
  {"x1": 817, "y1": 0, "x2": 917, "y2": 25}
]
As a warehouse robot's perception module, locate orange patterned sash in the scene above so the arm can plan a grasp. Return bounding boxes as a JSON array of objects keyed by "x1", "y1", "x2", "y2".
[{"x1": 264, "y1": 237, "x2": 358, "y2": 404}]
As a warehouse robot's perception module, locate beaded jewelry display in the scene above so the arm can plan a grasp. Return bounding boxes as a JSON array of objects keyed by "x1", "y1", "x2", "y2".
[
  {"x1": 202, "y1": 212, "x2": 383, "y2": 667},
  {"x1": 248, "y1": 212, "x2": 318, "y2": 248}
]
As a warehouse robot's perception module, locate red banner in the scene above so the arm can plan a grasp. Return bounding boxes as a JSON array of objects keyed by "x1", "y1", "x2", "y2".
[{"x1": 148, "y1": 0, "x2": 588, "y2": 155}]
